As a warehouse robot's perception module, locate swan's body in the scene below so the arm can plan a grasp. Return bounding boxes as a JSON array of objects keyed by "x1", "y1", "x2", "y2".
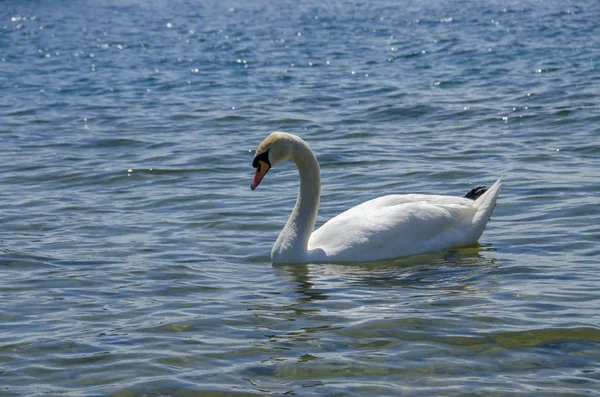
[{"x1": 251, "y1": 132, "x2": 501, "y2": 264}]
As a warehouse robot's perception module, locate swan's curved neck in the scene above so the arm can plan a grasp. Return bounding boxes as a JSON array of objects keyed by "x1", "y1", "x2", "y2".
[{"x1": 272, "y1": 136, "x2": 321, "y2": 263}]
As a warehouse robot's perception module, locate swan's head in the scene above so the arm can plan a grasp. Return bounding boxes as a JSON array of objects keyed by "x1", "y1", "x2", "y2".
[{"x1": 251, "y1": 132, "x2": 293, "y2": 190}]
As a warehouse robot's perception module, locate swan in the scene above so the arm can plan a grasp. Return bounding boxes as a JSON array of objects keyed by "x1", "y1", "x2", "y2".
[{"x1": 251, "y1": 132, "x2": 501, "y2": 264}]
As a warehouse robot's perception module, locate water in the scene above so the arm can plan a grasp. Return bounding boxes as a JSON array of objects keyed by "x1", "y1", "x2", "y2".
[{"x1": 1, "y1": 0, "x2": 599, "y2": 395}]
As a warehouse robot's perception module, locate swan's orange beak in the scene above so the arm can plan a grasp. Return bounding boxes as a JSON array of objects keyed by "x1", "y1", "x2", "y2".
[{"x1": 251, "y1": 160, "x2": 270, "y2": 190}]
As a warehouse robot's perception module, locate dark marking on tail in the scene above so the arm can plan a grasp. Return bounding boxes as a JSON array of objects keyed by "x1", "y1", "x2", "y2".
[{"x1": 464, "y1": 186, "x2": 487, "y2": 200}]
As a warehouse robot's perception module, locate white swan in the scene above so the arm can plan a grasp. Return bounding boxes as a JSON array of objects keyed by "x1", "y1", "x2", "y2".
[{"x1": 251, "y1": 132, "x2": 501, "y2": 264}]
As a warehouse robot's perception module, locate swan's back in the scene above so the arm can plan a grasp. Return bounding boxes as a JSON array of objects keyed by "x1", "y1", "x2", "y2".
[{"x1": 308, "y1": 178, "x2": 501, "y2": 262}]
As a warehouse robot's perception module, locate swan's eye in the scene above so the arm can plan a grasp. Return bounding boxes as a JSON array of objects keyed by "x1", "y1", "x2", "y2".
[{"x1": 252, "y1": 149, "x2": 271, "y2": 169}]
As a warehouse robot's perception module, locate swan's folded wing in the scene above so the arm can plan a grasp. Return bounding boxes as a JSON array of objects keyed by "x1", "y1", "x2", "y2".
[{"x1": 308, "y1": 195, "x2": 477, "y2": 261}]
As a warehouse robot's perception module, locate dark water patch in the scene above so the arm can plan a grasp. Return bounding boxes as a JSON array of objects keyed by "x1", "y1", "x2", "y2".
[
  {"x1": 366, "y1": 104, "x2": 440, "y2": 122},
  {"x1": 0, "y1": 250, "x2": 62, "y2": 269},
  {"x1": 78, "y1": 138, "x2": 150, "y2": 149}
]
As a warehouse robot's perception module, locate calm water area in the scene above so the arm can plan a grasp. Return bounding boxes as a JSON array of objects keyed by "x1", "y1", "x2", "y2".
[{"x1": 1, "y1": 0, "x2": 599, "y2": 395}]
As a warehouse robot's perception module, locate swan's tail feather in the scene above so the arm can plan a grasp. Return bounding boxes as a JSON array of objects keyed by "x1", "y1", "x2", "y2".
[
  {"x1": 464, "y1": 186, "x2": 487, "y2": 200},
  {"x1": 472, "y1": 177, "x2": 502, "y2": 228}
]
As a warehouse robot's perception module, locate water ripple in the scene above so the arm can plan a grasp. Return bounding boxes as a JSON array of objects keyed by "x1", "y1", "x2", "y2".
[{"x1": 1, "y1": 0, "x2": 599, "y2": 396}]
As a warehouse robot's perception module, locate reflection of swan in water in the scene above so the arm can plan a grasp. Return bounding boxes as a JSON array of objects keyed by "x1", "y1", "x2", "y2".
[
  {"x1": 274, "y1": 263, "x2": 329, "y2": 303},
  {"x1": 274, "y1": 245, "x2": 498, "y2": 300},
  {"x1": 251, "y1": 132, "x2": 501, "y2": 264}
]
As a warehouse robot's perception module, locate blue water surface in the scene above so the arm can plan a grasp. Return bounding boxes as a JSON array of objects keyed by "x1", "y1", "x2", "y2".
[{"x1": 1, "y1": 0, "x2": 599, "y2": 395}]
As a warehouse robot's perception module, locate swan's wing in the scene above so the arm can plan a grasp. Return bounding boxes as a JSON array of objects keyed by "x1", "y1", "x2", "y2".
[{"x1": 308, "y1": 194, "x2": 477, "y2": 261}]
